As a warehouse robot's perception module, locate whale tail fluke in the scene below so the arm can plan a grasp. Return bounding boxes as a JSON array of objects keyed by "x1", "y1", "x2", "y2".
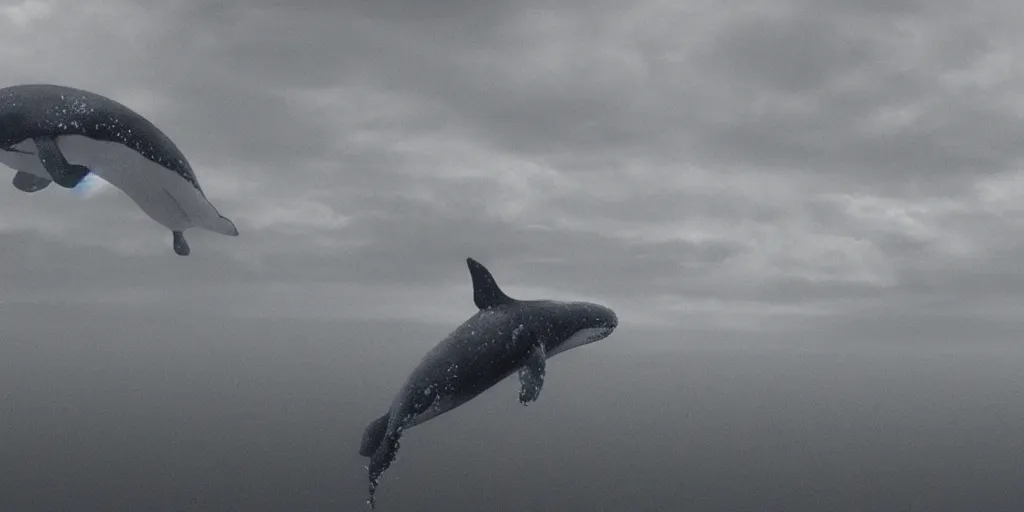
[
  {"x1": 367, "y1": 427, "x2": 402, "y2": 510},
  {"x1": 360, "y1": 413, "x2": 390, "y2": 457}
]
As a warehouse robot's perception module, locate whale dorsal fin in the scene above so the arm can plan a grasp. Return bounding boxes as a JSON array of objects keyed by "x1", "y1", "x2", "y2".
[{"x1": 467, "y1": 258, "x2": 514, "y2": 310}]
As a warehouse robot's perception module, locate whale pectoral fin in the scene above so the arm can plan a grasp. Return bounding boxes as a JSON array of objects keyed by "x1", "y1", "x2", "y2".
[
  {"x1": 12, "y1": 171, "x2": 50, "y2": 192},
  {"x1": 172, "y1": 231, "x2": 190, "y2": 256},
  {"x1": 33, "y1": 136, "x2": 90, "y2": 189},
  {"x1": 518, "y1": 343, "x2": 547, "y2": 405}
]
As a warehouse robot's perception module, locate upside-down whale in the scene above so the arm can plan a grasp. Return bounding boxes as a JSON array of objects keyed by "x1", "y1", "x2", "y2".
[
  {"x1": 0, "y1": 83, "x2": 238, "y2": 255},
  {"x1": 360, "y1": 258, "x2": 619, "y2": 508}
]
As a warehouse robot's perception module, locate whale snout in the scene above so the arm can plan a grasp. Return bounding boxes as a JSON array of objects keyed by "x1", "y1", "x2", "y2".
[
  {"x1": 587, "y1": 305, "x2": 618, "y2": 342},
  {"x1": 592, "y1": 305, "x2": 617, "y2": 332}
]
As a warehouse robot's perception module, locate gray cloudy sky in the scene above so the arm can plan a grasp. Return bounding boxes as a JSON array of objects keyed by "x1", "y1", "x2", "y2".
[
  {"x1": 2, "y1": 0, "x2": 1024, "y2": 338},
  {"x1": 3, "y1": 0, "x2": 1024, "y2": 511}
]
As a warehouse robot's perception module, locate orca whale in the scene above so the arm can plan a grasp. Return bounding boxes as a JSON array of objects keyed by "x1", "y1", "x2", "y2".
[
  {"x1": 360, "y1": 257, "x2": 619, "y2": 508},
  {"x1": 0, "y1": 83, "x2": 238, "y2": 255}
]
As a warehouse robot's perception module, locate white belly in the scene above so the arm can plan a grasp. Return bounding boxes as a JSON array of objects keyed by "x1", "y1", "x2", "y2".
[
  {"x1": 0, "y1": 141, "x2": 50, "y2": 180},
  {"x1": 0, "y1": 135, "x2": 232, "y2": 234}
]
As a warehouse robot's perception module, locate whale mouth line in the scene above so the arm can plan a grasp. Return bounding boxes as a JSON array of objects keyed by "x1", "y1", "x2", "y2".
[{"x1": 587, "y1": 327, "x2": 615, "y2": 342}]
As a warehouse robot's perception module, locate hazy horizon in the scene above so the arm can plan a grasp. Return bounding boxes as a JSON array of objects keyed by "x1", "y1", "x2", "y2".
[
  {"x1": 3, "y1": 303, "x2": 1024, "y2": 510},
  {"x1": 4, "y1": 0, "x2": 1024, "y2": 510}
]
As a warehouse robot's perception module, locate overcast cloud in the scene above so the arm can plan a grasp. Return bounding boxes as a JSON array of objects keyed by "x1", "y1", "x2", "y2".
[
  {"x1": 1, "y1": 0, "x2": 1023, "y2": 336},
  {"x1": 2, "y1": 0, "x2": 1024, "y2": 510}
]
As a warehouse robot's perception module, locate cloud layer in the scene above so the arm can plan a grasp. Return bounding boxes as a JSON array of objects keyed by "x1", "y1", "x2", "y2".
[{"x1": 1, "y1": 0, "x2": 1023, "y2": 339}]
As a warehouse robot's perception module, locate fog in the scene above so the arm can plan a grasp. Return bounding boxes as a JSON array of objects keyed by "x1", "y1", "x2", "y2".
[{"x1": 3, "y1": 304, "x2": 1022, "y2": 511}]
